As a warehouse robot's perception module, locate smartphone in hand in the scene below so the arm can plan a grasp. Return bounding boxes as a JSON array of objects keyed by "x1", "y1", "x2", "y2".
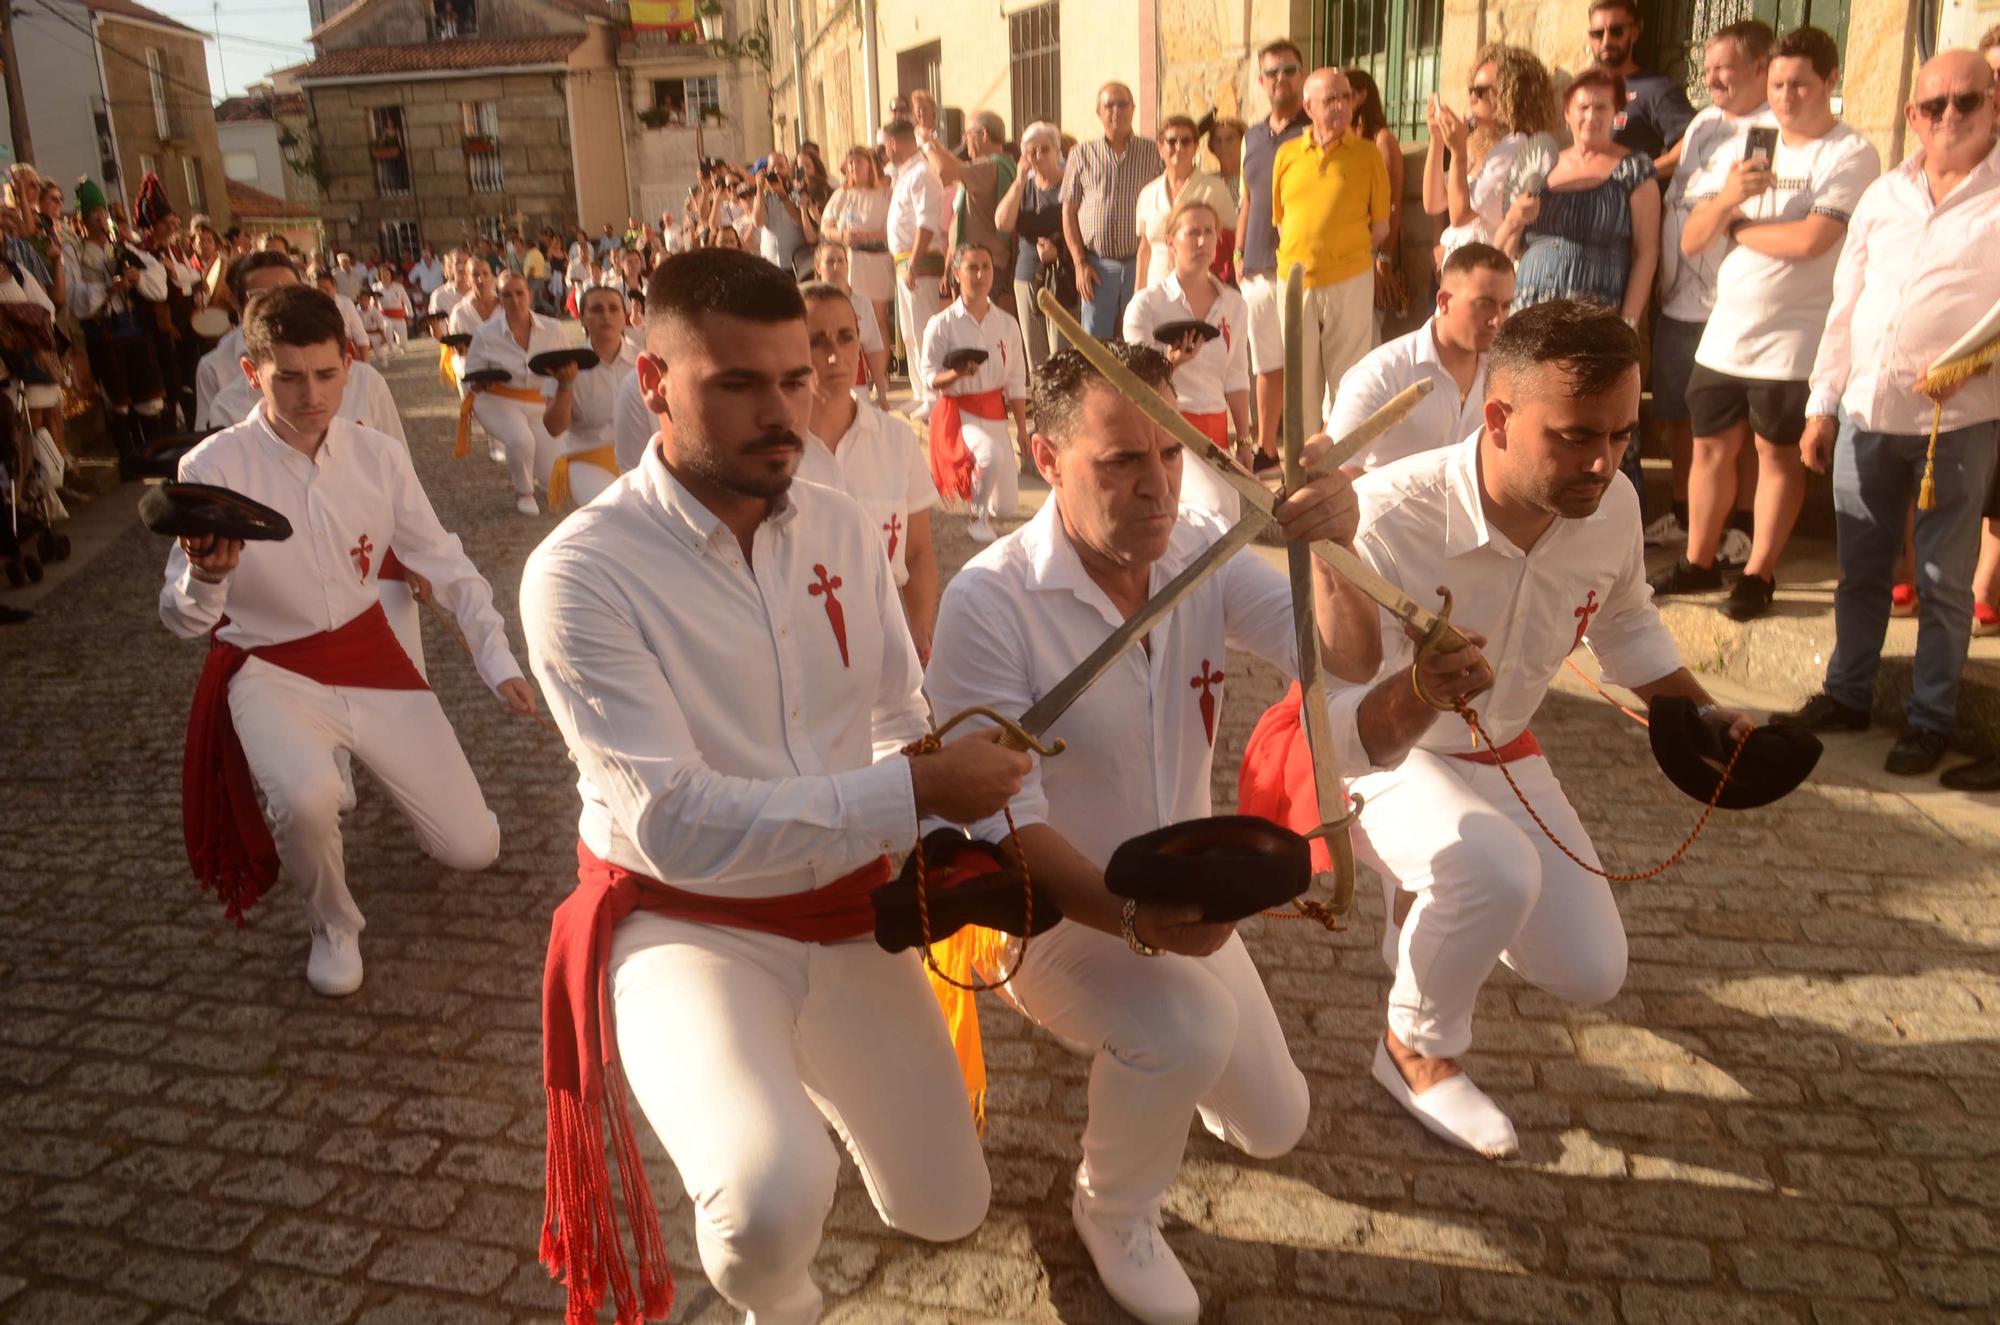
[{"x1": 1744, "y1": 125, "x2": 1778, "y2": 165}]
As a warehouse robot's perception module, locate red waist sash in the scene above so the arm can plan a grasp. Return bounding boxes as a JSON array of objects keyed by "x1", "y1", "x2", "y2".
[
  {"x1": 183, "y1": 602, "x2": 428, "y2": 924},
  {"x1": 928, "y1": 386, "x2": 1006, "y2": 501},
  {"x1": 1237, "y1": 681, "x2": 1349, "y2": 873},
  {"x1": 383, "y1": 307, "x2": 408, "y2": 319},
  {"x1": 1183, "y1": 410, "x2": 1230, "y2": 448},
  {"x1": 379, "y1": 548, "x2": 408, "y2": 582},
  {"x1": 1450, "y1": 728, "x2": 1542, "y2": 765},
  {"x1": 540, "y1": 841, "x2": 891, "y2": 1325}
]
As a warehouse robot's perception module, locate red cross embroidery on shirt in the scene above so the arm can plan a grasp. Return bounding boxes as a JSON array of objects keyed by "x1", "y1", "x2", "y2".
[
  {"x1": 882, "y1": 513, "x2": 902, "y2": 561},
  {"x1": 997, "y1": 339, "x2": 1007, "y2": 368},
  {"x1": 1191, "y1": 659, "x2": 1225, "y2": 746},
  {"x1": 1571, "y1": 589, "x2": 1599, "y2": 652},
  {"x1": 351, "y1": 534, "x2": 373, "y2": 583},
  {"x1": 809, "y1": 563, "x2": 850, "y2": 667},
  {"x1": 1218, "y1": 317, "x2": 1232, "y2": 352}
]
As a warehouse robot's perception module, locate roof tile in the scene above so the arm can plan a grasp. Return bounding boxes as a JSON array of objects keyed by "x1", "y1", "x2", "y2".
[{"x1": 225, "y1": 178, "x2": 319, "y2": 221}]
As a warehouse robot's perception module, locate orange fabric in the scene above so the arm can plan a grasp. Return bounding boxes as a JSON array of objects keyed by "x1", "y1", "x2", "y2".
[
  {"x1": 928, "y1": 387, "x2": 1006, "y2": 501},
  {"x1": 1238, "y1": 682, "x2": 1341, "y2": 873},
  {"x1": 1451, "y1": 728, "x2": 1542, "y2": 765},
  {"x1": 1183, "y1": 410, "x2": 1230, "y2": 448},
  {"x1": 455, "y1": 382, "x2": 543, "y2": 459}
]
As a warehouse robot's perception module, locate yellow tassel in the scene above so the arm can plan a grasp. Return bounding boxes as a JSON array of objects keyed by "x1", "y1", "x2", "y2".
[
  {"x1": 1913, "y1": 321, "x2": 2000, "y2": 513},
  {"x1": 922, "y1": 924, "x2": 1011, "y2": 1133},
  {"x1": 437, "y1": 342, "x2": 457, "y2": 389},
  {"x1": 1919, "y1": 399, "x2": 1942, "y2": 511}
]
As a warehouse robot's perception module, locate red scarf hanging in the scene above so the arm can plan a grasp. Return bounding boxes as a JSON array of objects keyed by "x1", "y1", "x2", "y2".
[
  {"x1": 540, "y1": 842, "x2": 889, "y2": 1325},
  {"x1": 182, "y1": 602, "x2": 428, "y2": 924},
  {"x1": 927, "y1": 387, "x2": 1006, "y2": 501}
]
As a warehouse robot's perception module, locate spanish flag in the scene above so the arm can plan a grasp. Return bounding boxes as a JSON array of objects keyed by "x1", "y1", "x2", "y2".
[{"x1": 629, "y1": 0, "x2": 697, "y2": 34}]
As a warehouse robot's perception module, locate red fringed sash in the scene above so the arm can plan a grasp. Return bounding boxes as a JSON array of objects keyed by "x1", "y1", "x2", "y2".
[{"x1": 927, "y1": 387, "x2": 1005, "y2": 502}]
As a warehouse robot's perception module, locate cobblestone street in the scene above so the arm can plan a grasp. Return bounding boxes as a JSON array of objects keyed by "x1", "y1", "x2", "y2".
[{"x1": 4, "y1": 342, "x2": 2000, "y2": 1324}]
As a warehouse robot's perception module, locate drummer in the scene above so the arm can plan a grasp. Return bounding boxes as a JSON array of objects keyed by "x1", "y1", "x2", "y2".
[
  {"x1": 542, "y1": 284, "x2": 640, "y2": 510},
  {"x1": 1122, "y1": 199, "x2": 1251, "y2": 522},
  {"x1": 923, "y1": 340, "x2": 1376, "y2": 1325},
  {"x1": 462, "y1": 272, "x2": 567, "y2": 514}
]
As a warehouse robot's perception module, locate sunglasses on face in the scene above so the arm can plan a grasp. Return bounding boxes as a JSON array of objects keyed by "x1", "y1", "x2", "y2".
[
  {"x1": 1468, "y1": 83, "x2": 1494, "y2": 99},
  {"x1": 1587, "y1": 22, "x2": 1630, "y2": 40},
  {"x1": 1163, "y1": 135, "x2": 1196, "y2": 147},
  {"x1": 1261, "y1": 63, "x2": 1302, "y2": 79},
  {"x1": 1916, "y1": 90, "x2": 1990, "y2": 120}
]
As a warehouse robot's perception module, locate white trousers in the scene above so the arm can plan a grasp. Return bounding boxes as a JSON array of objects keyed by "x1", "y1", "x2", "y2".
[
  {"x1": 563, "y1": 455, "x2": 618, "y2": 507},
  {"x1": 383, "y1": 317, "x2": 407, "y2": 352},
  {"x1": 1276, "y1": 268, "x2": 1373, "y2": 435},
  {"x1": 989, "y1": 921, "x2": 1309, "y2": 1220},
  {"x1": 961, "y1": 414, "x2": 1019, "y2": 521},
  {"x1": 471, "y1": 393, "x2": 559, "y2": 499},
  {"x1": 1353, "y1": 749, "x2": 1628, "y2": 1060},
  {"x1": 611, "y1": 917, "x2": 989, "y2": 1324},
  {"x1": 895, "y1": 272, "x2": 942, "y2": 409},
  {"x1": 379, "y1": 580, "x2": 425, "y2": 677},
  {"x1": 228, "y1": 657, "x2": 500, "y2": 937}
]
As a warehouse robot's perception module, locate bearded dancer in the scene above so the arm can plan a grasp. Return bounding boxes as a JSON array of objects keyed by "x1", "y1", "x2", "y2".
[
  {"x1": 1281, "y1": 301, "x2": 1754, "y2": 1157},
  {"x1": 542, "y1": 284, "x2": 639, "y2": 510},
  {"x1": 464, "y1": 271, "x2": 567, "y2": 514},
  {"x1": 160, "y1": 286, "x2": 538, "y2": 996},
  {"x1": 920, "y1": 243, "x2": 1028, "y2": 544},
  {"x1": 521, "y1": 250, "x2": 1031, "y2": 1325},
  {"x1": 923, "y1": 342, "x2": 1379, "y2": 1325}
]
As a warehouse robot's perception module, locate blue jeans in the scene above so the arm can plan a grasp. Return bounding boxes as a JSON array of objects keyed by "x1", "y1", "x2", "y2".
[
  {"x1": 1083, "y1": 252, "x2": 1137, "y2": 339},
  {"x1": 1825, "y1": 420, "x2": 1999, "y2": 735}
]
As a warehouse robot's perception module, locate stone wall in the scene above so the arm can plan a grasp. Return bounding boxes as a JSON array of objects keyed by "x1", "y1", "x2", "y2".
[
  {"x1": 96, "y1": 18, "x2": 232, "y2": 226},
  {"x1": 319, "y1": 0, "x2": 585, "y2": 50}
]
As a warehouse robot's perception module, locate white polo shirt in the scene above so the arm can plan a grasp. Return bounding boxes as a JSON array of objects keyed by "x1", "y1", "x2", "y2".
[
  {"x1": 1659, "y1": 102, "x2": 1773, "y2": 324},
  {"x1": 1325, "y1": 434, "x2": 1683, "y2": 775},
  {"x1": 519, "y1": 450, "x2": 927, "y2": 894},
  {"x1": 1328, "y1": 318, "x2": 1488, "y2": 470},
  {"x1": 799, "y1": 400, "x2": 938, "y2": 588},
  {"x1": 1121, "y1": 270, "x2": 1252, "y2": 415},
  {"x1": 202, "y1": 358, "x2": 406, "y2": 443},
  {"x1": 919, "y1": 299, "x2": 1028, "y2": 401},
  {"x1": 543, "y1": 339, "x2": 639, "y2": 458}
]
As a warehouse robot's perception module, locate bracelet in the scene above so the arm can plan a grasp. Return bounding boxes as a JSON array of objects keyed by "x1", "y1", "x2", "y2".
[{"x1": 1120, "y1": 897, "x2": 1163, "y2": 957}]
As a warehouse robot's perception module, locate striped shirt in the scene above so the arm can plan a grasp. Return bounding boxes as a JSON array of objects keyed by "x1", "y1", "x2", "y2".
[{"x1": 1060, "y1": 135, "x2": 1165, "y2": 260}]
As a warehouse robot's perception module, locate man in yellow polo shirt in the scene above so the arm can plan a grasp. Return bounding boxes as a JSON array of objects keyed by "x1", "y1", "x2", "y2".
[{"x1": 1271, "y1": 67, "x2": 1391, "y2": 433}]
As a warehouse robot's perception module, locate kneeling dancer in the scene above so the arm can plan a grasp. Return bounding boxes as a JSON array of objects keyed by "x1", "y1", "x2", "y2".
[
  {"x1": 160, "y1": 285, "x2": 537, "y2": 996},
  {"x1": 522, "y1": 251, "x2": 1030, "y2": 1325},
  {"x1": 923, "y1": 342, "x2": 1379, "y2": 1325},
  {"x1": 1320, "y1": 300, "x2": 1753, "y2": 1157}
]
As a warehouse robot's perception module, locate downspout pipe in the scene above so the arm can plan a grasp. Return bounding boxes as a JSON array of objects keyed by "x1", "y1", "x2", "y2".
[{"x1": 860, "y1": 0, "x2": 880, "y2": 135}]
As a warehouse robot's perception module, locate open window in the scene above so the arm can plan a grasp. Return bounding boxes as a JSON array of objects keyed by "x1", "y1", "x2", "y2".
[{"x1": 432, "y1": 0, "x2": 476, "y2": 40}]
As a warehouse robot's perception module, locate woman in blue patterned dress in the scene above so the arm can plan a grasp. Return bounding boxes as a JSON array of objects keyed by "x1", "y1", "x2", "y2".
[{"x1": 1497, "y1": 66, "x2": 1661, "y2": 327}]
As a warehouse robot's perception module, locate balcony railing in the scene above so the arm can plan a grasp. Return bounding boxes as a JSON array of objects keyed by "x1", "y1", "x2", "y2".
[{"x1": 466, "y1": 143, "x2": 504, "y2": 193}]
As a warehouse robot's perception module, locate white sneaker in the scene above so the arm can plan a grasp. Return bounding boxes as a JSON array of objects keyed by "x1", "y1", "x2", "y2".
[
  {"x1": 1071, "y1": 1188, "x2": 1198, "y2": 1325},
  {"x1": 1642, "y1": 512, "x2": 1686, "y2": 547},
  {"x1": 909, "y1": 400, "x2": 934, "y2": 423},
  {"x1": 1372, "y1": 1038, "x2": 1517, "y2": 1159},
  {"x1": 515, "y1": 494, "x2": 540, "y2": 516},
  {"x1": 1717, "y1": 527, "x2": 1753, "y2": 567},
  {"x1": 967, "y1": 517, "x2": 997, "y2": 544},
  {"x1": 307, "y1": 929, "x2": 363, "y2": 997},
  {"x1": 487, "y1": 438, "x2": 506, "y2": 464}
]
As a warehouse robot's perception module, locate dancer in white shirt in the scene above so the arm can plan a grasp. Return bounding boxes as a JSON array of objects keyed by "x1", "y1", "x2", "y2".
[
  {"x1": 463, "y1": 272, "x2": 567, "y2": 514},
  {"x1": 884, "y1": 117, "x2": 946, "y2": 419},
  {"x1": 799, "y1": 281, "x2": 940, "y2": 658},
  {"x1": 920, "y1": 244, "x2": 1028, "y2": 543},
  {"x1": 812, "y1": 241, "x2": 891, "y2": 408},
  {"x1": 1313, "y1": 300, "x2": 1752, "y2": 1158},
  {"x1": 444, "y1": 258, "x2": 497, "y2": 385},
  {"x1": 1122, "y1": 199, "x2": 1252, "y2": 520},
  {"x1": 542, "y1": 284, "x2": 640, "y2": 509},
  {"x1": 521, "y1": 249, "x2": 1029, "y2": 1325},
  {"x1": 313, "y1": 269, "x2": 371, "y2": 364},
  {"x1": 376, "y1": 268, "x2": 412, "y2": 352},
  {"x1": 925, "y1": 339, "x2": 1376, "y2": 1325},
  {"x1": 161, "y1": 285, "x2": 538, "y2": 997},
  {"x1": 1329, "y1": 242, "x2": 1514, "y2": 471},
  {"x1": 195, "y1": 252, "x2": 295, "y2": 425}
]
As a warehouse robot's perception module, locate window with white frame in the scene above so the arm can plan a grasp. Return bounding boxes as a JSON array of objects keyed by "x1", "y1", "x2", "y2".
[
  {"x1": 183, "y1": 156, "x2": 204, "y2": 211},
  {"x1": 379, "y1": 219, "x2": 422, "y2": 263},
  {"x1": 147, "y1": 50, "x2": 170, "y2": 138},
  {"x1": 462, "y1": 101, "x2": 504, "y2": 193}
]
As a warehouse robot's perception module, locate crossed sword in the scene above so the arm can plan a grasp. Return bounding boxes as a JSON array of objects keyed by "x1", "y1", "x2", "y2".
[{"x1": 932, "y1": 266, "x2": 1468, "y2": 925}]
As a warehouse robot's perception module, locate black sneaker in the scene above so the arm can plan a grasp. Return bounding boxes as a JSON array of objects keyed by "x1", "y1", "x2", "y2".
[
  {"x1": 1252, "y1": 450, "x2": 1281, "y2": 474},
  {"x1": 1770, "y1": 692, "x2": 1871, "y2": 732},
  {"x1": 1941, "y1": 755, "x2": 2000, "y2": 792},
  {"x1": 1724, "y1": 573, "x2": 1776, "y2": 622},
  {"x1": 1885, "y1": 726, "x2": 1950, "y2": 776},
  {"x1": 1648, "y1": 557, "x2": 1724, "y2": 597}
]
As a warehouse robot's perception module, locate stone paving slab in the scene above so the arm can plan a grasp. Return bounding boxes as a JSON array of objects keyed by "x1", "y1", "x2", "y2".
[{"x1": 3, "y1": 343, "x2": 2000, "y2": 1323}]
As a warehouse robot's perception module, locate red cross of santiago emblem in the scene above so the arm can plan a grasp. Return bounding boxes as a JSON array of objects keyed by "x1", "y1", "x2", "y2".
[
  {"x1": 1218, "y1": 317, "x2": 1232, "y2": 352},
  {"x1": 882, "y1": 513, "x2": 902, "y2": 562},
  {"x1": 351, "y1": 534, "x2": 373, "y2": 582},
  {"x1": 1191, "y1": 659, "x2": 1225, "y2": 746},
  {"x1": 809, "y1": 563, "x2": 850, "y2": 668},
  {"x1": 1571, "y1": 589, "x2": 1599, "y2": 652}
]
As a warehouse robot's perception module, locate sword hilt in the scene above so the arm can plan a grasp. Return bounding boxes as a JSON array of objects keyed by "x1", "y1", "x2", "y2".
[{"x1": 932, "y1": 705, "x2": 1067, "y2": 757}]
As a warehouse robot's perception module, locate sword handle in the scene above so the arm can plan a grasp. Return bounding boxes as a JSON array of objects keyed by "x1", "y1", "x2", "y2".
[{"x1": 931, "y1": 705, "x2": 1067, "y2": 757}]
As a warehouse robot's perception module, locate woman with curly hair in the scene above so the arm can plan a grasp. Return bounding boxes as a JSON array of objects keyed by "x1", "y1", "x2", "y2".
[{"x1": 1423, "y1": 43, "x2": 1556, "y2": 256}]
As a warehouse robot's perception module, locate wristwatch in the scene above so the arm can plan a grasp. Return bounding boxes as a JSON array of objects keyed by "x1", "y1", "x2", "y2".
[{"x1": 1121, "y1": 897, "x2": 1163, "y2": 957}]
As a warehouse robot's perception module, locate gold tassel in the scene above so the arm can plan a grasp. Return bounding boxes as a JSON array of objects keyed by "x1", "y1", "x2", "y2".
[
  {"x1": 1919, "y1": 399, "x2": 1942, "y2": 511},
  {"x1": 922, "y1": 924, "x2": 1011, "y2": 1133}
]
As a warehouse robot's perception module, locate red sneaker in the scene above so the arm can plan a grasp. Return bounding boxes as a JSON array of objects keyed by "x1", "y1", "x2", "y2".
[
  {"x1": 1976, "y1": 603, "x2": 2000, "y2": 637},
  {"x1": 1891, "y1": 582, "x2": 1918, "y2": 618}
]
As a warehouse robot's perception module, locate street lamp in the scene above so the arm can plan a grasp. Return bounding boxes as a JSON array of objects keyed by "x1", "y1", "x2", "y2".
[{"x1": 696, "y1": 0, "x2": 724, "y2": 43}]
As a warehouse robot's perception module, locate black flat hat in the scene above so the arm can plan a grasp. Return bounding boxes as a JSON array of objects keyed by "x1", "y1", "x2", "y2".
[
  {"x1": 1151, "y1": 319, "x2": 1220, "y2": 347},
  {"x1": 871, "y1": 828, "x2": 1062, "y2": 952},
  {"x1": 439, "y1": 333, "x2": 474, "y2": 350},
  {"x1": 1105, "y1": 815, "x2": 1310, "y2": 925},
  {"x1": 943, "y1": 347, "x2": 989, "y2": 371},
  {"x1": 528, "y1": 347, "x2": 601, "y2": 376},
  {"x1": 1648, "y1": 696, "x2": 1821, "y2": 810},
  {"x1": 460, "y1": 367, "x2": 512, "y2": 387},
  {"x1": 140, "y1": 482, "x2": 293, "y2": 542}
]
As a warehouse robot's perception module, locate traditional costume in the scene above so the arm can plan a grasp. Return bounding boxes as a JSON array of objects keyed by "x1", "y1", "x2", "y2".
[
  {"x1": 800, "y1": 396, "x2": 937, "y2": 591},
  {"x1": 1328, "y1": 320, "x2": 1490, "y2": 471},
  {"x1": 462, "y1": 308, "x2": 565, "y2": 504},
  {"x1": 159, "y1": 409, "x2": 522, "y2": 994},
  {"x1": 542, "y1": 339, "x2": 638, "y2": 509},
  {"x1": 521, "y1": 452, "x2": 987, "y2": 1325},
  {"x1": 443, "y1": 291, "x2": 493, "y2": 393},
  {"x1": 377, "y1": 278, "x2": 412, "y2": 352},
  {"x1": 919, "y1": 296, "x2": 1026, "y2": 534},
  {"x1": 1122, "y1": 272, "x2": 1252, "y2": 522},
  {"x1": 66, "y1": 177, "x2": 169, "y2": 458},
  {"x1": 924, "y1": 501, "x2": 1316, "y2": 1325}
]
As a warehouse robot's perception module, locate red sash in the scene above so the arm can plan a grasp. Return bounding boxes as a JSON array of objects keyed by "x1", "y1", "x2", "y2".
[
  {"x1": 1451, "y1": 728, "x2": 1542, "y2": 765},
  {"x1": 183, "y1": 602, "x2": 428, "y2": 925},
  {"x1": 1237, "y1": 681, "x2": 1348, "y2": 873},
  {"x1": 1183, "y1": 410, "x2": 1230, "y2": 448},
  {"x1": 928, "y1": 387, "x2": 1006, "y2": 502},
  {"x1": 383, "y1": 307, "x2": 408, "y2": 319},
  {"x1": 379, "y1": 549, "x2": 408, "y2": 582},
  {"x1": 540, "y1": 841, "x2": 890, "y2": 1325}
]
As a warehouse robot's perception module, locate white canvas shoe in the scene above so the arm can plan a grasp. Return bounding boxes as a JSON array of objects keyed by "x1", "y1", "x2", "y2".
[
  {"x1": 967, "y1": 517, "x2": 997, "y2": 545},
  {"x1": 1642, "y1": 512, "x2": 1686, "y2": 547},
  {"x1": 1717, "y1": 527, "x2": 1753, "y2": 568},
  {"x1": 1372, "y1": 1038, "x2": 1518, "y2": 1159},
  {"x1": 1071, "y1": 1188, "x2": 1198, "y2": 1325},
  {"x1": 515, "y1": 494, "x2": 540, "y2": 516},
  {"x1": 307, "y1": 929, "x2": 363, "y2": 997}
]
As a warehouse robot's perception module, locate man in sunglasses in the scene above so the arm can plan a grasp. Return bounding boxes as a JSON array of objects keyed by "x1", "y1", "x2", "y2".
[
  {"x1": 1586, "y1": 0, "x2": 1694, "y2": 170},
  {"x1": 1778, "y1": 48, "x2": 2000, "y2": 785},
  {"x1": 1236, "y1": 39, "x2": 1311, "y2": 470}
]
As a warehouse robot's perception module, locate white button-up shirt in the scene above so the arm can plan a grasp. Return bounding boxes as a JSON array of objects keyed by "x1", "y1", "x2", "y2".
[
  {"x1": 202, "y1": 359, "x2": 407, "y2": 443},
  {"x1": 612, "y1": 371, "x2": 657, "y2": 475},
  {"x1": 1122, "y1": 271, "x2": 1252, "y2": 415},
  {"x1": 520, "y1": 451, "x2": 927, "y2": 895},
  {"x1": 544, "y1": 339, "x2": 639, "y2": 457},
  {"x1": 1807, "y1": 140, "x2": 2000, "y2": 434},
  {"x1": 159, "y1": 408, "x2": 522, "y2": 690},
  {"x1": 1329, "y1": 319, "x2": 1489, "y2": 470},
  {"x1": 926, "y1": 498, "x2": 1320, "y2": 868},
  {"x1": 194, "y1": 327, "x2": 243, "y2": 424},
  {"x1": 887, "y1": 153, "x2": 944, "y2": 257},
  {"x1": 465, "y1": 311, "x2": 567, "y2": 392},
  {"x1": 429, "y1": 284, "x2": 467, "y2": 318},
  {"x1": 1326, "y1": 434, "x2": 1682, "y2": 773},
  {"x1": 919, "y1": 299, "x2": 1028, "y2": 400},
  {"x1": 799, "y1": 400, "x2": 938, "y2": 588}
]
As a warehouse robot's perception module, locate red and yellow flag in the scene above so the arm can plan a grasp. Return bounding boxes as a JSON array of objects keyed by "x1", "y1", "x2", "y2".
[{"x1": 628, "y1": 0, "x2": 698, "y2": 34}]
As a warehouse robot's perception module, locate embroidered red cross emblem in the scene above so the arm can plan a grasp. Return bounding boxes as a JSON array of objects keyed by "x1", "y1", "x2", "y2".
[
  {"x1": 882, "y1": 513, "x2": 902, "y2": 561},
  {"x1": 1218, "y1": 317, "x2": 1232, "y2": 352},
  {"x1": 997, "y1": 339, "x2": 1007, "y2": 367},
  {"x1": 351, "y1": 534, "x2": 373, "y2": 582},
  {"x1": 1571, "y1": 589, "x2": 1599, "y2": 652},
  {"x1": 809, "y1": 563, "x2": 850, "y2": 667},
  {"x1": 1190, "y1": 659, "x2": 1225, "y2": 746}
]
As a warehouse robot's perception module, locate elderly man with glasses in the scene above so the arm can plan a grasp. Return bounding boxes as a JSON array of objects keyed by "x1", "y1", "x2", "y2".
[
  {"x1": 1062, "y1": 80, "x2": 1165, "y2": 337},
  {"x1": 1775, "y1": 50, "x2": 2000, "y2": 786}
]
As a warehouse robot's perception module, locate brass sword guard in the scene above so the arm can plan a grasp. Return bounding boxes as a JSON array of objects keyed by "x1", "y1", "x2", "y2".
[
  {"x1": 1410, "y1": 586, "x2": 1464, "y2": 713},
  {"x1": 931, "y1": 706, "x2": 1068, "y2": 757}
]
